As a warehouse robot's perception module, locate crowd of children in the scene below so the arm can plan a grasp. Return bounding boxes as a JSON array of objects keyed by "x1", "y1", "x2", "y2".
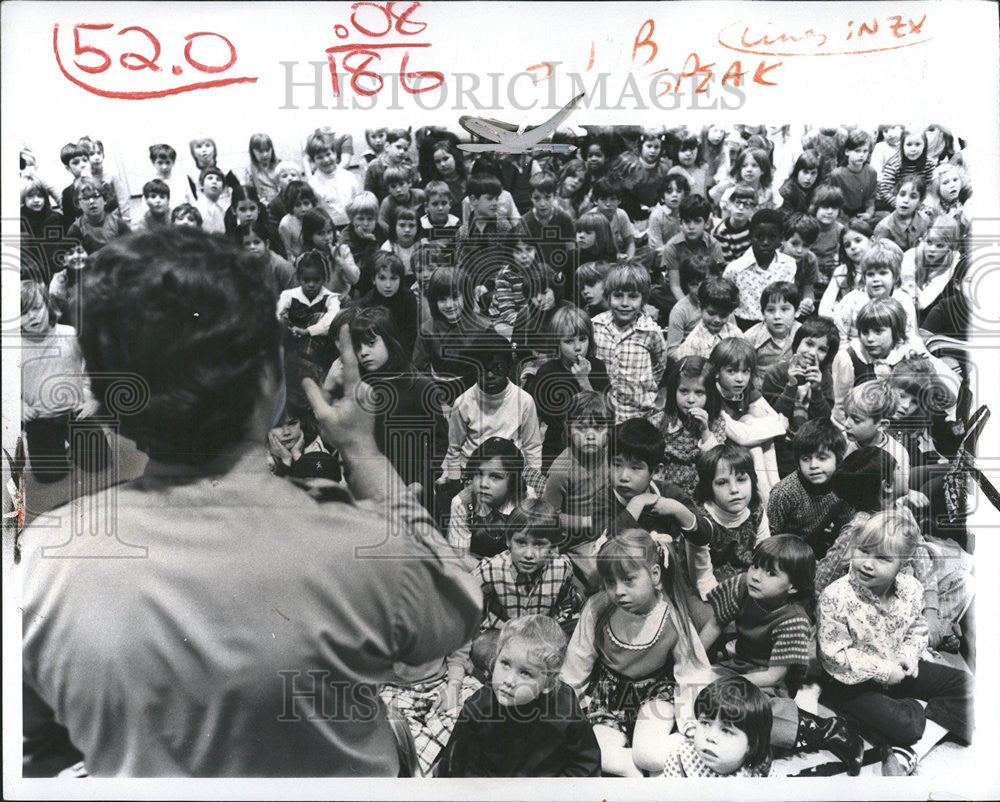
[{"x1": 20, "y1": 122, "x2": 978, "y2": 778}]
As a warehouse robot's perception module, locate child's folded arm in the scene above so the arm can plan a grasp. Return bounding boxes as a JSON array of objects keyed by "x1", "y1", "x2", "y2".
[{"x1": 817, "y1": 592, "x2": 900, "y2": 684}]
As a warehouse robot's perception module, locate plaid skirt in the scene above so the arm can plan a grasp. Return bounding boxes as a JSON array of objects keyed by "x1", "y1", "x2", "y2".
[{"x1": 587, "y1": 661, "x2": 676, "y2": 742}]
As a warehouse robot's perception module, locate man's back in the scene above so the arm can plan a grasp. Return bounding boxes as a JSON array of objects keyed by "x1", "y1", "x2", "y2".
[{"x1": 21, "y1": 447, "x2": 481, "y2": 776}]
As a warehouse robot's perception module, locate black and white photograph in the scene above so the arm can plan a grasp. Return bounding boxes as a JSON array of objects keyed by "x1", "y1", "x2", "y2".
[{"x1": 4, "y1": 2, "x2": 999, "y2": 798}]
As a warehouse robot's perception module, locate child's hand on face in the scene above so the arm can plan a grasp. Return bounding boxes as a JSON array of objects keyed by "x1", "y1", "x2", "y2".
[
  {"x1": 687, "y1": 407, "x2": 710, "y2": 431},
  {"x1": 787, "y1": 356, "x2": 809, "y2": 386},
  {"x1": 804, "y1": 362, "x2": 823, "y2": 387},
  {"x1": 570, "y1": 355, "x2": 591, "y2": 379}
]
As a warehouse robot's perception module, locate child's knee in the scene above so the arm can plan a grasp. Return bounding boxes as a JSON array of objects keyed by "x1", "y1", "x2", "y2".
[{"x1": 889, "y1": 699, "x2": 927, "y2": 746}]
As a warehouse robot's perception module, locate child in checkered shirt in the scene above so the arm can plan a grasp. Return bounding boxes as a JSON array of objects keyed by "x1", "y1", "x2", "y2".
[
  {"x1": 468, "y1": 499, "x2": 583, "y2": 674},
  {"x1": 592, "y1": 261, "x2": 668, "y2": 425}
]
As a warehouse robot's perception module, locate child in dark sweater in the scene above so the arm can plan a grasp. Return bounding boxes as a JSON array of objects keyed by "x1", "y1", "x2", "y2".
[
  {"x1": 766, "y1": 419, "x2": 855, "y2": 558},
  {"x1": 437, "y1": 615, "x2": 600, "y2": 777}
]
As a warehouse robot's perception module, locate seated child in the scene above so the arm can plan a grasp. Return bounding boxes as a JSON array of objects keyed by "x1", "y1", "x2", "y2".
[
  {"x1": 575, "y1": 211, "x2": 617, "y2": 266},
  {"x1": 380, "y1": 205, "x2": 421, "y2": 279},
  {"x1": 223, "y1": 184, "x2": 261, "y2": 237},
  {"x1": 659, "y1": 356, "x2": 727, "y2": 500},
  {"x1": 819, "y1": 219, "x2": 873, "y2": 318},
  {"x1": 662, "y1": 194, "x2": 725, "y2": 304},
  {"x1": 440, "y1": 330, "x2": 543, "y2": 485},
  {"x1": 833, "y1": 239, "x2": 919, "y2": 344},
  {"x1": 819, "y1": 448, "x2": 974, "y2": 654},
  {"x1": 489, "y1": 225, "x2": 542, "y2": 330},
  {"x1": 266, "y1": 410, "x2": 342, "y2": 482},
  {"x1": 595, "y1": 417, "x2": 711, "y2": 551},
  {"x1": 541, "y1": 391, "x2": 612, "y2": 581},
  {"x1": 576, "y1": 260, "x2": 610, "y2": 318},
  {"x1": 301, "y1": 207, "x2": 360, "y2": 296},
  {"x1": 698, "y1": 537, "x2": 864, "y2": 775},
  {"x1": 65, "y1": 177, "x2": 130, "y2": 253},
  {"x1": 470, "y1": 499, "x2": 583, "y2": 672},
  {"x1": 809, "y1": 185, "x2": 846, "y2": 286},
  {"x1": 829, "y1": 128, "x2": 877, "y2": 224},
  {"x1": 194, "y1": 166, "x2": 228, "y2": 234},
  {"x1": 170, "y1": 203, "x2": 202, "y2": 228},
  {"x1": 519, "y1": 170, "x2": 577, "y2": 287},
  {"x1": 21, "y1": 280, "x2": 108, "y2": 482},
  {"x1": 661, "y1": 676, "x2": 773, "y2": 777},
  {"x1": 457, "y1": 173, "x2": 513, "y2": 285},
  {"x1": 778, "y1": 149, "x2": 821, "y2": 215},
  {"x1": 237, "y1": 218, "x2": 295, "y2": 299},
  {"x1": 711, "y1": 182, "x2": 757, "y2": 263},
  {"x1": 448, "y1": 437, "x2": 527, "y2": 562},
  {"x1": 761, "y1": 315, "x2": 840, "y2": 477},
  {"x1": 721, "y1": 209, "x2": 797, "y2": 331},
  {"x1": 306, "y1": 128, "x2": 360, "y2": 227},
  {"x1": 592, "y1": 261, "x2": 668, "y2": 425},
  {"x1": 278, "y1": 181, "x2": 318, "y2": 259},
  {"x1": 665, "y1": 254, "x2": 714, "y2": 359},
  {"x1": 840, "y1": 380, "x2": 912, "y2": 504},
  {"x1": 647, "y1": 173, "x2": 688, "y2": 253},
  {"x1": 276, "y1": 251, "x2": 340, "y2": 412},
  {"x1": 766, "y1": 419, "x2": 854, "y2": 556},
  {"x1": 683, "y1": 444, "x2": 769, "y2": 600},
  {"x1": 438, "y1": 615, "x2": 600, "y2": 777},
  {"x1": 148, "y1": 142, "x2": 191, "y2": 209},
  {"x1": 873, "y1": 176, "x2": 930, "y2": 253},
  {"x1": 778, "y1": 212, "x2": 820, "y2": 316},
  {"x1": 134, "y1": 179, "x2": 171, "y2": 232},
  {"x1": 377, "y1": 164, "x2": 424, "y2": 231},
  {"x1": 817, "y1": 509, "x2": 974, "y2": 776},
  {"x1": 58, "y1": 141, "x2": 92, "y2": 221},
  {"x1": 742, "y1": 281, "x2": 801, "y2": 373},
  {"x1": 900, "y1": 214, "x2": 962, "y2": 321},
  {"x1": 560, "y1": 530, "x2": 710, "y2": 776},
  {"x1": 592, "y1": 176, "x2": 635, "y2": 259},
  {"x1": 340, "y1": 191, "x2": 388, "y2": 298},
  {"x1": 357, "y1": 251, "x2": 418, "y2": 355},
  {"x1": 708, "y1": 338, "x2": 786, "y2": 502},
  {"x1": 420, "y1": 180, "x2": 461, "y2": 251},
  {"x1": 530, "y1": 305, "x2": 610, "y2": 470}
]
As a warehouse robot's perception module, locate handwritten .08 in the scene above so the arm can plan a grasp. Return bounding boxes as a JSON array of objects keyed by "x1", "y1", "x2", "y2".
[
  {"x1": 326, "y1": 1, "x2": 444, "y2": 97},
  {"x1": 53, "y1": 23, "x2": 258, "y2": 100}
]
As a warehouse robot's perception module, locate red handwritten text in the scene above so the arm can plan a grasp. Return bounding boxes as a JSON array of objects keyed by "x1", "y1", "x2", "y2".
[
  {"x1": 635, "y1": 19, "x2": 783, "y2": 93},
  {"x1": 326, "y1": 1, "x2": 443, "y2": 97},
  {"x1": 53, "y1": 22, "x2": 256, "y2": 99},
  {"x1": 718, "y1": 12, "x2": 930, "y2": 57}
]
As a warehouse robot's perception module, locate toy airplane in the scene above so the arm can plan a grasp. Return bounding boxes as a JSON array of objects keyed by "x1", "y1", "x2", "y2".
[{"x1": 457, "y1": 93, "x2": 584, "y2": 154}]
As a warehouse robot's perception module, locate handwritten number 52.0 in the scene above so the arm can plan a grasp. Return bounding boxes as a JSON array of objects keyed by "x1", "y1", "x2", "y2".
[{"x1": 71, "y1": 23, "x2": 236, "y2": 74}]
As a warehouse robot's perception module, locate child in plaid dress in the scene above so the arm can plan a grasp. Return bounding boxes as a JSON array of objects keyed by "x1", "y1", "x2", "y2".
[
  {"x1": 561, "y1": 530, "x2": 710, "y2": 776},
  {"x1": 659, "y1": 356, "x2": 726, "y2": 500}
]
